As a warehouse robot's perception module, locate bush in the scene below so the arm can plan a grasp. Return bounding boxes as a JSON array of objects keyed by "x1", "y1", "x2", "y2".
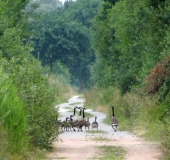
[
  {"x1": 144, "y1": 55, "x2": 170, "y2": 95},
  {"x1": 1, "y1": 56, "x2": 59, "y2": 149}
]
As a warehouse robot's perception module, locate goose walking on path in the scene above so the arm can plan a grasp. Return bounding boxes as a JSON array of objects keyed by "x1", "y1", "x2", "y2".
[
  {"x1": 85, "y1": 116, "x2": 90, "y2": 131},
  {"x1": 92, "y1": 116, "x2": 98, "y2": 131},
  {"x1": 71, "y1": 106, "x2": 79, "y2": 122},
  {"x1": 77, "y1": 107, "x2": 83, "y2": 120},
  {"x1": 60, "y1": 117, "x2": 70, "y2": 132},
  {"x1": 71, "y1": 107, "x2": 87, "y2": 131},
  {"x1": 111, "y1": 105, "x2": 118, "y2": 132}
]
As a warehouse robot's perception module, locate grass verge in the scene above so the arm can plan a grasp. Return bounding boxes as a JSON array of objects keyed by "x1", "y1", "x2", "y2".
[
  {"x1": 93, "y1": 136, "x2": 110, "y2": 142},
  {"x1": 92, "y1": 145, "x2": 125, "y2": 160},
  {"x1": 87, "y1": 130, "x2": 106, "y2": 134}
]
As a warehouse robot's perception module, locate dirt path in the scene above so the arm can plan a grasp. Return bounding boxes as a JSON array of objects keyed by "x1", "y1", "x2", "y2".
[{"x1": 47, "y1": 95, "x2": 162, "y2": 160}]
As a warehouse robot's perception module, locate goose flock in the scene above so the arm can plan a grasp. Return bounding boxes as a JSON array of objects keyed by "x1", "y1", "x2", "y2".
[{"x1": 57, "y1": 105, "x2": 118, "y2": 132}]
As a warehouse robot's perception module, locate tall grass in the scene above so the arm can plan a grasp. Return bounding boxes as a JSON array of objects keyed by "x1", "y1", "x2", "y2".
[
  {"x1": 0, "y1": 69, "x2": 28, "y2": 156},
  {"x1": 84, "y1": 86, "x2": 116, "y2": 111},
  {"x1": 48, "y1": 74, "x2": 77, "y2": 104}
]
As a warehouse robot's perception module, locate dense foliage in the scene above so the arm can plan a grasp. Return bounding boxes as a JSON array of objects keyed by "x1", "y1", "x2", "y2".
[
  {"x1": 29, "y1": 0, "x2": 102, "y2": 90},
  {"x1": 91, "y1": 0, "x2": 170, "y2": 94},
  {"x1": 1, "y1": 56, "x2": 59, "y2": 149},
  {"x1": 0, "y1": 0, "x2": 64, "y2": 159}
]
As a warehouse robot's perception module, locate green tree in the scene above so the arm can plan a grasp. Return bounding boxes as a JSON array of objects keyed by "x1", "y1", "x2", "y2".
[
  {"x1": 91, "y1": 0, "x2": 170, "y2": 94},
  {"x1": 64, "y1": 0, "x2": 103, "y2": 28},
  {"x1": 112, "y1": 0, "x2": 170, "y2": 90},
  {"x1": 0, "y1": 0, "x2": 60, "y2": 151},
  {"x1": 30, "y1": 0, "x2": 102, "y2": 89},
  {"x1": 30, "y1": 11, "x2": 93, "y2": 89},
  {"x1": 90, "y1": 0, "x2": 121, "y2": 88},
  {"x1": 25, "y1": 0, "x2": 62, "y2": 13},
  {"x1": 0, "y1": 0, "x2": 30, "y2": 59}
]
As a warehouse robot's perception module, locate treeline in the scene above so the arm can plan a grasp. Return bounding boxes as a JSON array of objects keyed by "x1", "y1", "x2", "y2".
[{"x1": 0, "y1": 0, "x2": 73, "y2": 159}]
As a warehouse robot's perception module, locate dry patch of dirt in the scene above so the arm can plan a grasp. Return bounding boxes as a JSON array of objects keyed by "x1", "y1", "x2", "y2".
[
  {"x1": 47, "y1": 137, "x2": 98, "y2": 160},
  {"x1": 47, "y1": 132, "x2": 162, "y2": 160}
]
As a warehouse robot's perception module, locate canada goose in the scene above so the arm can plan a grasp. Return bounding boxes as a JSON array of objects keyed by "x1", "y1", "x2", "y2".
[
  {"x1": 59, "y1": 117, "x2": 70, "y2": 132},
  {"x1": 92, "y1": 116, "x2": 98, "y2": 130},
  {"x1": 65, "y1": 117, "x2": 72, "y2": 131},
  {"x1": 71, "y1": 106, "x2": 80, "y2": 122},
  {"x1": 77, "y1": 107, "x2": 83, "y2": 120},
  {"x1": 111, "y1": 106, "x2": 118, "y2": 132},
  {"x1": 71, "y1": 107, "x2": 87, "y2": 131},
  {"x1": 73, "y1": 106, "x2": 78, "y2": 116},
  {"x1": 68, "y1": 107, "x2": 82, "y2": 131},
  {"x1": 77, "y1": 107, "x2": 87, "y2": 131},
  {"x1": 64, "y1": 117, "x2": 72, "y2": 132},
  {"x1": 69, "y1": 114, "x2": 82, "y2": 131},
  {"x1": 85, "y1": 116, "x2": 90, "y2": 131},
  {"x1": 69, "y1": 115, "x2": 76, "y2": 131}
]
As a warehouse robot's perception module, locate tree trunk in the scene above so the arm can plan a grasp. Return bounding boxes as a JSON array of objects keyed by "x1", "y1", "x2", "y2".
[{"x1": 78, "y1": 80, "x2": 83, "y2": 92}]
